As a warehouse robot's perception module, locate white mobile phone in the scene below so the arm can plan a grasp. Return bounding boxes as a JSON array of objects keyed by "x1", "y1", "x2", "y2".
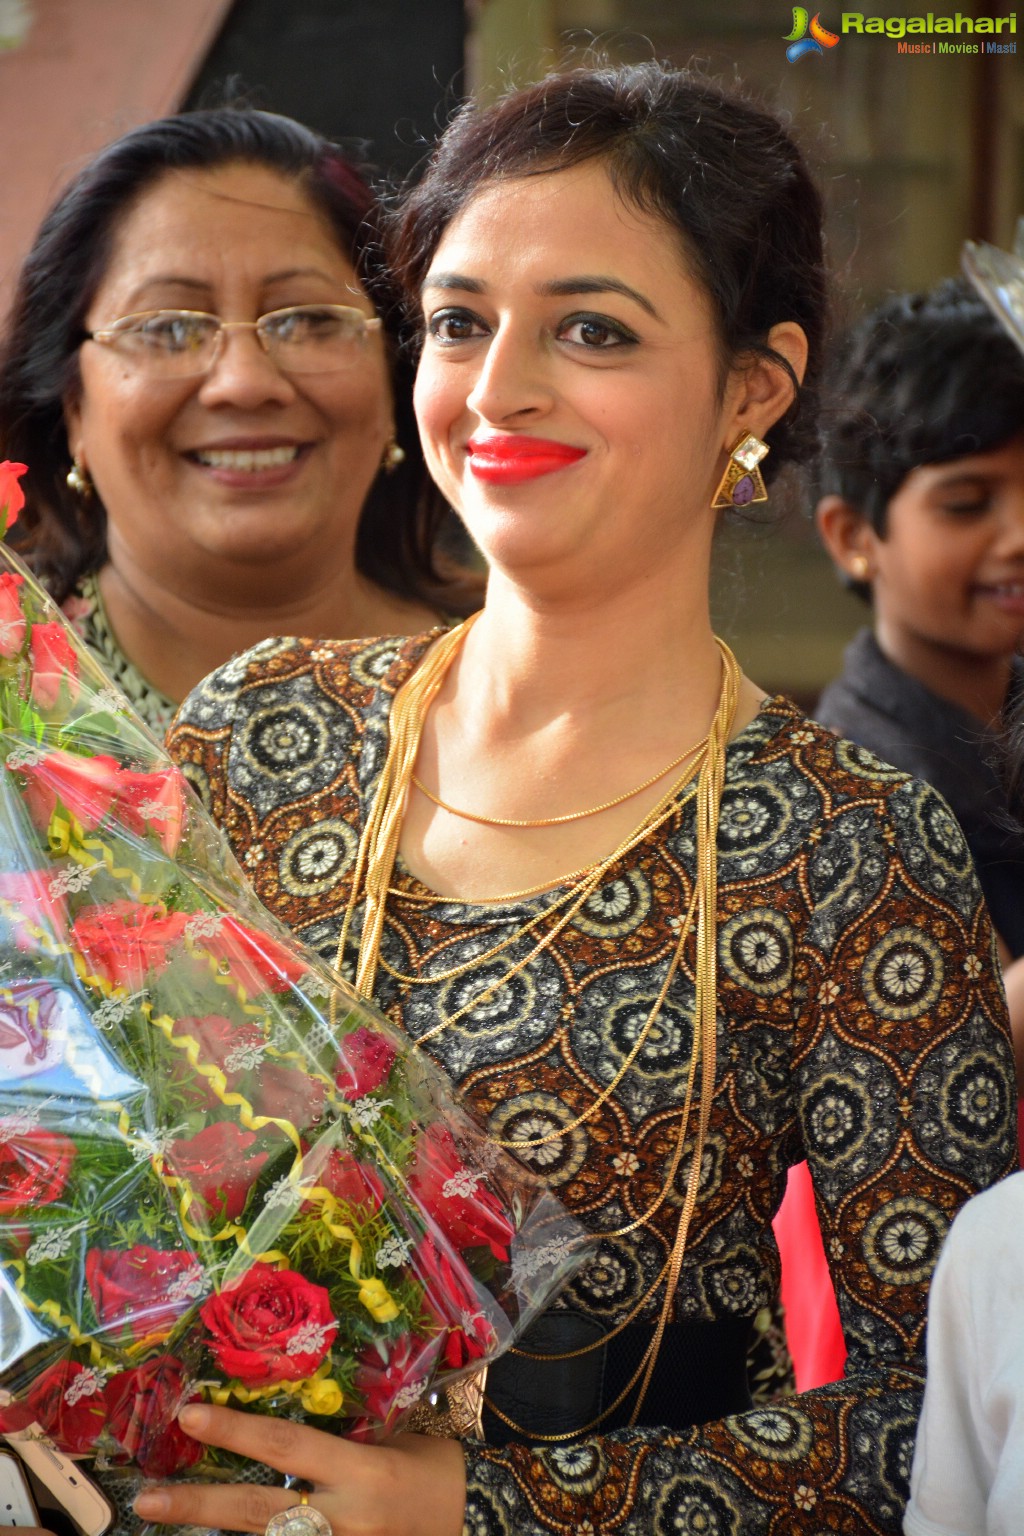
[
  {"x1": 0, "y1": 1449, "x2": 40, "y2": 1527},
  {"x1": 1, "y1": 1432, "x2": 111, "y2": 1536}
]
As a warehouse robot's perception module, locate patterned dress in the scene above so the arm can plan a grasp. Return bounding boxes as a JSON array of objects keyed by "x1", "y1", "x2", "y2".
[
  {"x1": 167, "y1": 631, "x2": 1017, "y2": 1536},
  {"x1": 61, "y1": 573, "x2": 177, "y2": 738}
]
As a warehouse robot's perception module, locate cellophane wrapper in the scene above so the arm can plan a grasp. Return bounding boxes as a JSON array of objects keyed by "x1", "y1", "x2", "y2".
[{"x1": 0, "y1": 540, "x2": 586, "y2": 1490}]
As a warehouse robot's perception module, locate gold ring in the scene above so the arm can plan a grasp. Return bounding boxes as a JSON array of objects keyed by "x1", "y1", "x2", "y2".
[{"x1": 265, "y1": 1494, "x2": 330, "y2": 1536}]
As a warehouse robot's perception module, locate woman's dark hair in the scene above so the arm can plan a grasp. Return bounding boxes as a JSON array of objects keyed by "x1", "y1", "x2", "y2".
[
  {"x1": 0, "y1": 106, "x2": 464, "y2": 607},
  {"x1": 817, "y1": 276, "x2": 1024, "y2": 536},
  {"x1": 387, "y1": 61, "x2": 828, "y2": 479}
]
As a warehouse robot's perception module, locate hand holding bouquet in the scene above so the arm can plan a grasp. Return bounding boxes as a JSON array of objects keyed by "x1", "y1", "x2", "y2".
[{"x1": 0, "y1": 464, "x2": 584, "y2": 1485}]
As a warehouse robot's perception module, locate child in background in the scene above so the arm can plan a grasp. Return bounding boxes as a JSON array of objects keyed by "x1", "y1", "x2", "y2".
[
  {"x1": 815, "y1": 276, "x2": 1024, "y2": 962},
  {"x1": 905, "y1": 357, "x2": 1024, "y2": 1522},
  {"x1": 775, "y1": 279, "x2": 1024, "y2": 1400}
]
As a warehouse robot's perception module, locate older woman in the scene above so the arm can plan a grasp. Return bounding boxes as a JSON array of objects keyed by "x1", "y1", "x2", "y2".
[
  {"x1": 0, "y1": 108, "x2": 474, "y2": 737},
  {"x1": 163, "y1": 63, "x2": 1014, "y2": 1536}
]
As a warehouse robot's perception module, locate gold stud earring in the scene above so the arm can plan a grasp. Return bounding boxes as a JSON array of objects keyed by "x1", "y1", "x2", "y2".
[
  {"x1": 711, "y1": 432, "x2": 769, "y2": 510},
  {"x1": 382, "y1": 438, "x2": 406, "y2": 473},
  {"x1": 66, "y1": 458, "x2": 94, "y2": 498},
  {"x1": 850, "y1": 554, "x2": 870, "y2": 581}
]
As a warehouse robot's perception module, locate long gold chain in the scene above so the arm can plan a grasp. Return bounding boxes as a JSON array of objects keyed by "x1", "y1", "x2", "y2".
[
  {"x1": 334, "y1": 622, "x2": 737, "y2": 1434},
  {"x1": 334, "y1": 617, "x2": 478, "y2": 1003},
  {"x1": 418, "y1": 877, "x2": 698, "y2": 1148},
  {"x1": 410, "y1": 734, "x2": 706, "y2": 827},
  {"x1": 336, "y1": 632, "x2": 736, "y2": 1145},
  {"x1": 486, "y1": 632, "x2": 732, "y2": 1438},
  {"x1": 338, "y1": 615, "x2": 730, "y2": 993},
  {"x1": 379, "y1": 772, "x2": 695, "y2": 913},
  {"x1": 376, "y1": 781, "x2": 698, "y2": 1021}
]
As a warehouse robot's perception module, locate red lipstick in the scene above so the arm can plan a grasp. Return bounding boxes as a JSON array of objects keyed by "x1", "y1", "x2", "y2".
[{"x1": 466, "y1": 434, "x2": 586, "y2": 486}]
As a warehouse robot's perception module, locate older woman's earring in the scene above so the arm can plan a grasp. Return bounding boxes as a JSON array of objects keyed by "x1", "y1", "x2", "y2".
[
  {"x1": 382, "y1": 438, "x2": 406, "y2": 473},
  {"x1": 66, "y1": 458, "x2": 94, "y2": 498},
  {"x1": 711, "y1": 433, "x2": 769, "y2": 510},
  {"x1": 850, "y1": 554, "x2": 870, "y2": 581}
]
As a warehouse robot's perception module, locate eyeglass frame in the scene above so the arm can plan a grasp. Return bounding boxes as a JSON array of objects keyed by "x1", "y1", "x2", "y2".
[{"x1": 82, "y1": 304, "x2": 384, "y2": 377}]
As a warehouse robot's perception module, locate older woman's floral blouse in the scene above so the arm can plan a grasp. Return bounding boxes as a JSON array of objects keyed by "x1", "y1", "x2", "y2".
[
  {"x1": 62, "y1": 573, "x2": 177, "y2": 737},
  {"x1": 167, "y1": 631, "x2": 1017, "y2": 1536}
]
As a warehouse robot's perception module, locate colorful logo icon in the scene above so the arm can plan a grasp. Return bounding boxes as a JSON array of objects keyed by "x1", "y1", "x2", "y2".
[{"x1": 784, "y1": 8, "x2": 841, "y2": 60}]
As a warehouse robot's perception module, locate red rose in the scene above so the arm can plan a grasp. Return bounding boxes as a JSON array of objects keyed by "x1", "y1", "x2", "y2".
[
  {"x1": 197, "y1": 915, "x2": 308, "y2": 996},
  {"x1": 184, "y1": 1014, "x2": 262, "y2": 1071},
  {"x1": 415, "y1": 1235, "x2": 497, "y2": 1370},
  {"x1": 0, "y1": 1125, "x2": 76, "y2": 1213},
  {"x1": 72, "y1": 900, "x2": 190, "y2": 990},
  {"x1": 199, "y1": 1263, "x2": 337, "y2": 1384},
  {"x1": 19, "y1": 748, "x2": 119, "y2": 836},
  {"x1": 0, "y1": 1361, "x2": 106, "y2": 1455},
  {"x1": 166, "y1": 1016, "x2": 262, "y2": 1106},
  {"x1": 0, "y1": 871, "x2": 68, "y2": 952},
  {"x1": 335, "y1": 1025, "x2": 397, "y2": 1101},
  {"x1": 86, "y1": 1245, "x2": 205, "y2": 1340},
  {"x1": 28, "y1": 623, "x2": 78, "y2": 711},
  {"x1": 19, "y1": 751, "x2": 186, "y2": 856},
  {"x1": 104, "y1": 1356, "x2": 202, "y2": 1477},
  {"x1": 354, "y1": 1332, "x2": 442, "y2": 1431},
  {"x1": 407, "y1": 1125, "x2": 515, "y2": 1261},
  {"x1": 113, "y1": 764, "x2": 186, "y2": 855},
  {"x1": 314, "y1": 1149, "x2": 387, "y2": 1215},
  {"x1": 0, "y1": 460, "x2": 26, "y2": 531},
  {"x1": 253, "y1": 1062, "x2": 326, "y2": 1132},
  {"x1": 0, "y1": 571, "x2": 25, "y2": 656},
  {"x1": 166, "y1": 1122, "x2": 269, "y2": 1223}
]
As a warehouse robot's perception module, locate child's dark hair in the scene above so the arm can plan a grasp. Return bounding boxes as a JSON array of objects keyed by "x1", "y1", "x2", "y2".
[
  {"x1": 818, "y1": 276, "x2": 1024, "y2": 535},
  {"x1": 387, "y1": 61, "x2": 828, "y2": 480}
]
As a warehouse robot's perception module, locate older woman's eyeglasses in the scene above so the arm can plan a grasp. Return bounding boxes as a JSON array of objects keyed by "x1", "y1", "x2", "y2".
[{"x1": 84, "y1": 305, "x2": 382, "y2": 378}]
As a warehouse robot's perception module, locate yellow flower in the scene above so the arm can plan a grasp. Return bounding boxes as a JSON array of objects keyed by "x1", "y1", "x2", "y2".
[
  {"x1": 301, "y1": 1377, "x2": 344, "y2": 1416},
  {"x1": 358, "y1": 1276, "x2": 400, "y2": 1323}
]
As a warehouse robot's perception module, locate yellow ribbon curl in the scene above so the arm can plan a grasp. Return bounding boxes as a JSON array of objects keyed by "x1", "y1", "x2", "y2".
[
  {"x1": 47, "y1": 810, "x2": 145, "y2": 898},
  {"x1": 207, "y1": 1359, "x2": 345, "y2": 1416}
]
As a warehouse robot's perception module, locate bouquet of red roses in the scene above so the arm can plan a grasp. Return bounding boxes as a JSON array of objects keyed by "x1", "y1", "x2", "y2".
[{"x1": 0, "y1": 463, "x2": 583, "y2": 1485}]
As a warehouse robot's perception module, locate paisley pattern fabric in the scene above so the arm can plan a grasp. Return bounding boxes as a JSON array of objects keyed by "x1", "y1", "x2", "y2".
[{"x1": 167, "y1": 632, "x2": 1017, "y2": 1536}]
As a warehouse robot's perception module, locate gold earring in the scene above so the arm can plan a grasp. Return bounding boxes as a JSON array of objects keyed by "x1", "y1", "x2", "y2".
[
  {"x1": 850, "y1": 554, "x2": 870, "y2": 581},
  {"x1": 711, "y1": 432, "x2": 769, "y2": 510},
  {"x1": 382, "y1": 438, "x2": 405, "y2": 473},
  {"x1": 66, "y1": 458, "x2": 94, "y2": 498}
]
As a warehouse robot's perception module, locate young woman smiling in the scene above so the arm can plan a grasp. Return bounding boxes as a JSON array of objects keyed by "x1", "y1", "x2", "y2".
[{"x1": 165, "y1": 64, "x2": 1015, "y2": 1536}]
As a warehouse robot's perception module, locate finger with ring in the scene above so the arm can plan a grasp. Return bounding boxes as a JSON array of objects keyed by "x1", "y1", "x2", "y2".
[{"x1": 265, "y1": 1490, "x2": 331, "y2": 1536}]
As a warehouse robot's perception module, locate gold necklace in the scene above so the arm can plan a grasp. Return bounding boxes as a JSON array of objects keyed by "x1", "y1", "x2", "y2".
[
  {"x1": 410, "y1": 736, "x2": 707, "y2": 828},
  {"x1": 487, "y1": 639, "x2": 731, "y2": 1438},
  {"x1": 336, "y1": 621, "x2": 734, "y2": 1081},
  {"x1": 334, "y1": 621, "x2": 737, "y2": 1434},
  {"x1": 376, "y1": 779, "x2": 698, "y2": 1004},
  {"x1": 382, "y1": 775, "x2": 697, "y2": 908},
  {"x1": 336, "y1": 627, "x2": 737, "y2": 1122},
  {"x1": 337, "y1": 613, "x2": 732, "y2": 989}
]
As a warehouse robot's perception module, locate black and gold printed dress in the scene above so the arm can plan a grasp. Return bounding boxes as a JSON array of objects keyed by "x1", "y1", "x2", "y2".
[{"x1": 167, "y1": 630, "x2": 1017, "y2": 1536}]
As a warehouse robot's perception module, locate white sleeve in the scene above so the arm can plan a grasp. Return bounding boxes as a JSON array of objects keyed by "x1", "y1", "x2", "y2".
[{"x1": 903, "y1": 1188, "x2": 1007, "y2": 1536}]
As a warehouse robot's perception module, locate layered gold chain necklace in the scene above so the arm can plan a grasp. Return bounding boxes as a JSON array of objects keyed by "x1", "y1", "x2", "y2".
[{"x1": 334, "y1": 617, "x2": 740, "y2": 1434}]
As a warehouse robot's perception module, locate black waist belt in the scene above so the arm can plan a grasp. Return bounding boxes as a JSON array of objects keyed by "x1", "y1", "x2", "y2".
[{"x1": 481, "y1": 1312, "x2": 754, "y2": 1446}]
